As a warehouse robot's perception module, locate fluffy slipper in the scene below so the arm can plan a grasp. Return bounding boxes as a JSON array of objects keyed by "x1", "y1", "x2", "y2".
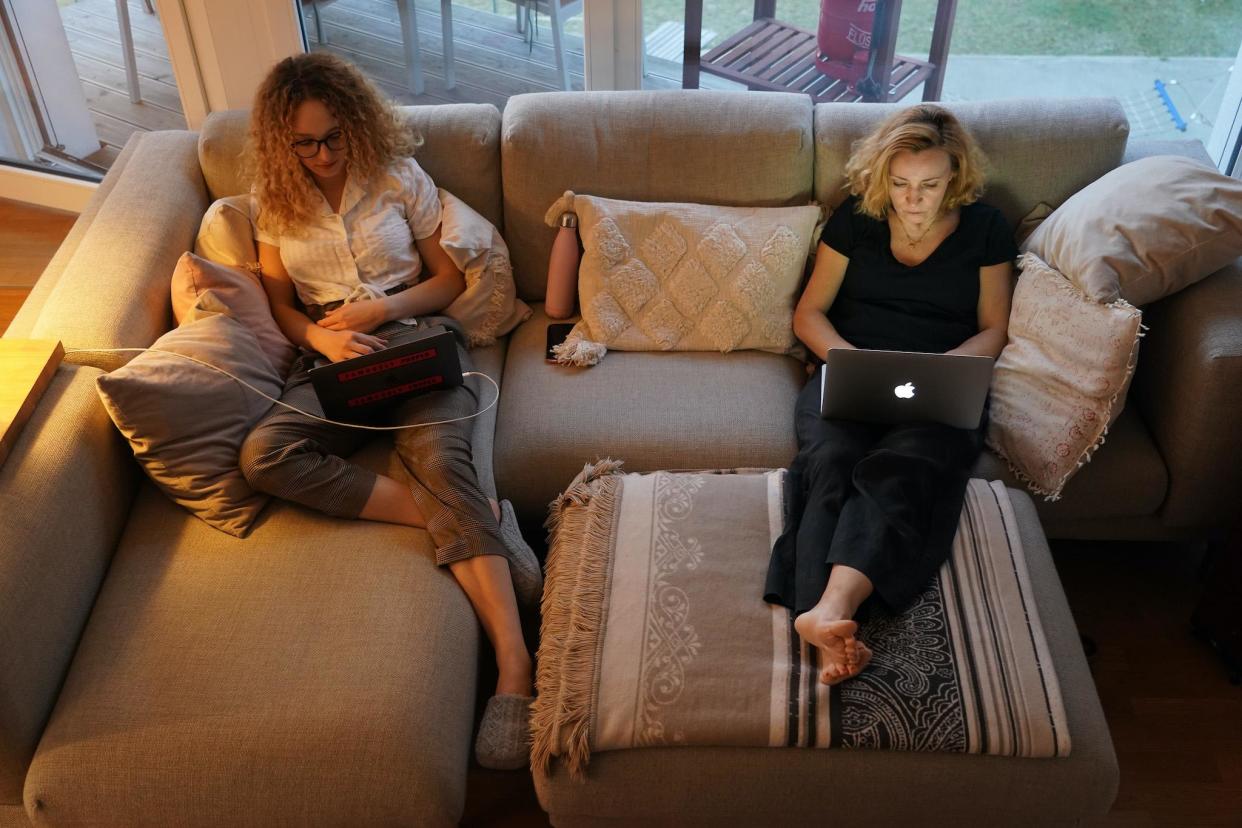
[
  {"x1": 475, "y1": 693, "x2": 533, "y2": 770},
  {"x1": 499, "y1": 499, "x2": 543, "y2": 608}
]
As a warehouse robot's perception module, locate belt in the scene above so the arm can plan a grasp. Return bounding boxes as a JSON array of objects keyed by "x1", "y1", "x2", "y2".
[{"x1": 304, "y1": 282, "x2": 411, "y2": 322}]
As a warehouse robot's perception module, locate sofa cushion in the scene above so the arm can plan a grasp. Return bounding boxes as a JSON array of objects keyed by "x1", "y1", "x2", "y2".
[
  {"x1": 986, "y1": 253, "x2": 1143, "y2": 500},
  {"x1": 502, "y1": 91, "x2": 814, "y2": 301},
  {"x1": 194, "y1": 194, "x2": 257, "y2": 269},
  {"x1": 170, "y1": 252, "x2": 296, "y2": 376},
  {"x1": 95, "y1": 310, "x2": 282, "y2": 538},
  {"x1": 1022, "y1": 155, "x2": 1242, "y2": 306},
  {"x1": 438, "y1": 190, "x2": 531, "y2": 346},
  {"x1": 557, "y1": 195, "x2": 818, "y2": 361},
  {"x1": 29, "y1": 131, "x2": 208, "y2": 371},
  {"x1": 199, "y1": 104, "x2": 504, "y2": 230},
  {"x1": 813, "y1": 98, "x2": 1130, "y2": 230},
  {"x1": 0, "y1": 364, "x2": 136, "y2": 803},
  {"x1": 493, "y1": 306, "x2": 805, "y2": 520},
  {"x1": 24, "y1": 481, "x2": 479, "y2": 827}
]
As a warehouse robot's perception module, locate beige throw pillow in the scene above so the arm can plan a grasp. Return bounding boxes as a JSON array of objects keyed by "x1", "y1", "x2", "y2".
[
  {"x1": 437, "y1": 189, "x2": 532, "y2": 346},
  {"x1": 986, "y1": 253, "x2": 1143, "y2": 500},
  {"x1": 194, "y1": 194, "x2": 258, "y2": 269},
  {"x1": 548, "y1": 192, "x2": 819, "y2": 365},
  {"x1": 1022, "y1": 155, "x2": 1242, "y2": 306},
  {"x1": 95, "y1": 308, "x2": 282, "y2": 537},
  {"x1": 170, "y1": 251, "x2": 296, "y2": 377}
]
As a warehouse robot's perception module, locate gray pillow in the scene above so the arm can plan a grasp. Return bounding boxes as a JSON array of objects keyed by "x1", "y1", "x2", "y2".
[
  {"x1": 1022, "y1": 155, "x2": 1242, "y2": 306},
  {"x1": 95, "y1": 308, "x2": 281, "y2": 537}
]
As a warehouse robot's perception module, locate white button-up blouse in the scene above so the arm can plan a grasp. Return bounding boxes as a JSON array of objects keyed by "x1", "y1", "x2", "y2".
[{"x1": 253, "y1": 157, "x2": 442, "y2": 306}]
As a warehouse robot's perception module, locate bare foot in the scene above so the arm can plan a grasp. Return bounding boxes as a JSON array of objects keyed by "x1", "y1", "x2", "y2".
[{"x1": 794, "y1": 611, "x2": 871, "y2": 685}]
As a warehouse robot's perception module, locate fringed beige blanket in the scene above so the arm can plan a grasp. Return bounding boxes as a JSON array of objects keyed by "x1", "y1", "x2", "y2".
[{"x1": 532, "y1": 463, "x2": 1070, "y2": 779}]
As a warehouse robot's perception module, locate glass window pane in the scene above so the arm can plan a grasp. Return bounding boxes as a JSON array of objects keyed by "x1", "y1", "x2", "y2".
[
  {"x1": 300, "y1": 0, "x2": 586, "y2": 108},
  {"x1": 650, "y1": 0, "x2": 1238, "y2": 145},
  {"x1": 0, "y1": 0, "x2": 188, "y2": 180}
]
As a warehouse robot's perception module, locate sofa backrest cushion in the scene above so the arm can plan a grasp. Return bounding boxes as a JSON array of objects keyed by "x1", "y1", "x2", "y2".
[
  {"x1": 501, "y1": 91, "x2": 815, "y2": 301},
  {"x1": 29, "y1": 131, "x2": 208, "y2": 371},
  {"x1": 198, "y1": 104, "x2": 504, "y2": 229},
  {"x1": 813, "y1": 98, "x2": 1130, "y2": 229},
  {"x1": 0, "y1": 364, "x2": 138, "y2": 801}
]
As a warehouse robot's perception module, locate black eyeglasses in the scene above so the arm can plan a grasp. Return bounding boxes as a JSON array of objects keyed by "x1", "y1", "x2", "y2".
[{"x1": 290, "y1": 131, "x2": 345, "y2": 158}]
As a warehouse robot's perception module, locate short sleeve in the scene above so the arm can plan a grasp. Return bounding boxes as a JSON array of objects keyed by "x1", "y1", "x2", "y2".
[
  {"x1": 820, "y1": 196, "x2": 857, "y2": 256},
  {"x1": 981, "y1": 206, "x2": 1019, "y2": 266},
  {"x1": 398, "y1": 158, "x2": 443, "y2": 240}
]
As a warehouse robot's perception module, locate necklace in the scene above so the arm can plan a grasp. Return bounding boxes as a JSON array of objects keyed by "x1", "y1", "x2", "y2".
[{"x1": 894, "y1": 212, "x2": 940, "y2": 249}]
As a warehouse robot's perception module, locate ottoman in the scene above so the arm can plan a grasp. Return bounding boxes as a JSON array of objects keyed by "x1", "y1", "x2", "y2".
[{"x1": 532, "y1": 465, "x2": 1118, "y2": 826}]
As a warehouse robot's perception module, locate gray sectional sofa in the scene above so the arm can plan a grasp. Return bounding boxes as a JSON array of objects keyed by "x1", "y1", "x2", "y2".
[{"x1": 1, "y1": 91, "x2": 1239, "y2": 826}]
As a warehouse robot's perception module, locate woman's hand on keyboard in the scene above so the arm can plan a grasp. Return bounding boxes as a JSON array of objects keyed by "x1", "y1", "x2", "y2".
[{"x1": 311, "y1": 328, "x2": 388, "y2": 363}]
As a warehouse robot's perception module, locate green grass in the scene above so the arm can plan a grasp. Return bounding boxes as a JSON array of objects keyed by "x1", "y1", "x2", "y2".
[{"x1": 641, "y1": 0, "x2": 1242, "y2": 58}]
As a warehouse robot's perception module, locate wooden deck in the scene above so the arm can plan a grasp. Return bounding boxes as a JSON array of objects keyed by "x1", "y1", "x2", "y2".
[
  {"x1": 55, "y1": 0, "x2": 606, "y2": 173},
  {"x1": 58, "y1": 0, "x2": 187, "y2": 170}
]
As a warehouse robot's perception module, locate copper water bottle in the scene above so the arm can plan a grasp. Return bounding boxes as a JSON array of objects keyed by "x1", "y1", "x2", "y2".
[{"x1": 545, "y1": 212, "x2": 579, "y2": 320}]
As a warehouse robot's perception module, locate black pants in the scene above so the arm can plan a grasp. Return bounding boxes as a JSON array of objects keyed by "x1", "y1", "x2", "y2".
[{"x1": 764, "y1": 366, "x2": 986, "y2": 616}]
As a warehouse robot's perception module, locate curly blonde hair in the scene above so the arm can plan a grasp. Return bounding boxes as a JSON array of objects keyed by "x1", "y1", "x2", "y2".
[
  {"x1": 843, "y1": 104, "x2": 988, "y2": 221},
  {"x1": 247, "y1": 52, "x2": 421, "y2": 237}
]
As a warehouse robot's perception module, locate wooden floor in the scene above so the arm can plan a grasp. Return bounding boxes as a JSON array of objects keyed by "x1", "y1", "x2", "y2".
[{"x1": 4, "y1": 201, "x2": 1241, "y2": 825}]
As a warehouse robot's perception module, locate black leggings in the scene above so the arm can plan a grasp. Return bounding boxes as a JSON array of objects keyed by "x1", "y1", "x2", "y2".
[{"x1": 764, "y1": 365, "x2": 986, "y2": 616}]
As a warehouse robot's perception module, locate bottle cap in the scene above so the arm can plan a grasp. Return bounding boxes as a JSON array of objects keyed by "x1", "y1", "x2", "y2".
[{"x1": 559, "y1": 212, "x2": 578, "y2": 229}]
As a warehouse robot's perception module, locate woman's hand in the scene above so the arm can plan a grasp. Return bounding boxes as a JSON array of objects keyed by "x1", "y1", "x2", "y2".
[
  {"x1": 317, "y1": 298, "x2": 390, "y2": 334},
  {"x1": 311, "y1": 328, "x2": 388, "y2": 363}
]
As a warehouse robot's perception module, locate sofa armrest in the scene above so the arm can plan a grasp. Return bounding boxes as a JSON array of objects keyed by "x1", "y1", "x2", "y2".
[
  {"x1": 1134, "y1": 260, "x2": 1242, "y2": 528},
  {"x1": 0, "y1": 364, "x2": 137, "y2": 803},
  {"x1": 1121, "y1": 137, "x2": 1213, "y2": 167},
  {"x1": 6, "y1": 137, "x2": 143, "y2": 340},
  {"x1": 26, "y1": 131, "x2": 208, "y2": 371}
]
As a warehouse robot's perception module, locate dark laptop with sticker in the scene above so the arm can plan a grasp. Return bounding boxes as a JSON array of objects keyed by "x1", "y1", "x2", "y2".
[
  {"x1": 820, "y1": 348, "x2": 993, "y2": 430},
  {"x1": 309, "y1": 324, "x2": 462, "y2": 423}
]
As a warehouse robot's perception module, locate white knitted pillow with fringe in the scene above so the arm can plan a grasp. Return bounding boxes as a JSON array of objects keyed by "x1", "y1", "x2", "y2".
[
  {"x1": 986, "y1": 252, "x2": 1143, "y2": 500},
  {"x1": 544, "y1": 192, "x2": 819, "y2": 366}
]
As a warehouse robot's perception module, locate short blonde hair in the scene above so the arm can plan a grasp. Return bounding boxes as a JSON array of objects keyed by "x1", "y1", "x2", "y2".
[
  {"x1": 247, "y1": 52, "x2": 421, "y2": 237},
  {"x1": 843, "y1": 104, "x2": 988, "y2": 220}
]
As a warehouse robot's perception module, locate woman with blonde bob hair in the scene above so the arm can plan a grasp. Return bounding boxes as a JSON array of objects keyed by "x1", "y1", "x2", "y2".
[
  {"x1": 240, "y1": 52, "x2": 539, "y2": 770},
  {"x1": 764, "y1": 104, "x2": 1017, "y2": 685}
]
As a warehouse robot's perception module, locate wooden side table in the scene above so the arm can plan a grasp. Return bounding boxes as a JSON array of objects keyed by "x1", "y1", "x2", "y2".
[{"x1": 0, "y1": 339, "x2": 64, "y2": 468}]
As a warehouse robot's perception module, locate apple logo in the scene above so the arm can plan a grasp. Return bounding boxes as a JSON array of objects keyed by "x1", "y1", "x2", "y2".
[{"x1": 894, "y1": 382, "x2": 916, "y2": 399}]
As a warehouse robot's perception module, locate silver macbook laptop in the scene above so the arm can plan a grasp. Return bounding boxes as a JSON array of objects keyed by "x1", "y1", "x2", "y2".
[{"x1": 820, "y1": 348, "x2": 994, "y2": 430}]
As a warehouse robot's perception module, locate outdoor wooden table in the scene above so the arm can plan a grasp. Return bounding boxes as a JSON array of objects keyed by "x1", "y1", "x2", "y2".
[{"x1": 681, "y1": 0, "x2": 958, "y2": 104}]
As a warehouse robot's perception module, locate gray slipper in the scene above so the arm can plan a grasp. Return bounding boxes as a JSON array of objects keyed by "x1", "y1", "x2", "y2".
[
  {"x1": 498, "y1": 499, "x2": 543, "y2": 608},
  {"x1": 475, "y1": 693, "x2": 533, "y2": 770}
]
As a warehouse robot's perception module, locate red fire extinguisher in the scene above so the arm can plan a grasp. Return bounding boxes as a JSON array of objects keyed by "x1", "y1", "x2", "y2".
[{"x1": 816, "y1": 0, "x2": 877, "y2": 91}]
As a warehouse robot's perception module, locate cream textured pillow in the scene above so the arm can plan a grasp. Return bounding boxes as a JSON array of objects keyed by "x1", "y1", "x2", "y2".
[
  {"x1": 170, "y1": 251, "x2": 296, "y2": 377},
  {"x1": 194, "y1": 194, "x2": 258, "y2": 269},
  {"x1": 1022, "y1": 155, "x2": 1242, "y2": 306},
  {"x1": 437, "y1": 189, "x2": 531, "y2": 346},
  {"x1": 95, "y1": 307, "x2": 281, "y2": 537},
  {"x1": 546, "y1": 192, "x2": 819, "y2": 365},
  {"x1": 986, "y1": 253, "x2": 1143, "y2": 500}
]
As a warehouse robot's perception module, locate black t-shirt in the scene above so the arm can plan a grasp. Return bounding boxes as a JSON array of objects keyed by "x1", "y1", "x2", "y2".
[{"x1": 821, "y1": 195, "x2": 1018, "y2": 354}]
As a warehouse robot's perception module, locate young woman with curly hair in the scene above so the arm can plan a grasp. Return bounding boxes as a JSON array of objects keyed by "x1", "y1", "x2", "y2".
[
  {"x1": 764, "y1": 104, "x2": 1017, "y2": 685},
  {"x1": 240, "y1": 52, "x2": 537, "y2": 770}
]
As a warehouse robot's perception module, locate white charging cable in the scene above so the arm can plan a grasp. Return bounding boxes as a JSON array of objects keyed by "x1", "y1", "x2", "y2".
[{"x1": 67, "y1": 347, "x2": 498, "y2": 432}]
